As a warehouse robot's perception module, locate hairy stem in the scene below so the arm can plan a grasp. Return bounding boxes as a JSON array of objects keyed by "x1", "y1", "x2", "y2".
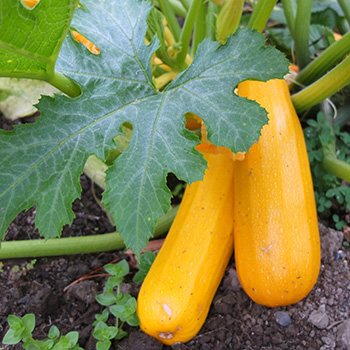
[
  {"x1": 321, "y1": 104, "x2": 350, "y2": 183},
  {"x1": 179, "y1": 0, "x2": 191, "y2": 10},
  {"x1": 175, "y1": 0, "x2": 203, "y2": 67},
  {"x1": 248, "y1": 0, "x2": 278, "y2": 33},
  {"x1": 291, "y1": 55, "x2": 350, "y2": 112},
  {"x1": 48, "y1": 72, "x2": 82, "y2": 97},
  {"x1": 0, "y1": 206, "x2": 179, "y2": 259},
  {"x1": 294, "y1": 0, "x2": 313, "y2": 69},
  {"x1": 295, "y1": 31, "x2": 350, "y2": 86},
  {"x1": 281, "y1": 0, "x2": 297, "y2": 38},
  {"x1": 323, "y1": 154, "x2": 350, "y2": 184},
  {"x1": 206, "y1": 1, "x2": 218, "y2": 40},
  {"x1": 169, "y1": 0, "x2": 188, "y2": 17},
  {"x1": 192, "y1": 0, "x2": 207, "y2": 55},
  {"x1": 158, "y1": 0, "x2": 182, "y2": 42},
  {"x1": 338, "y1": 0, "x2": 350, "y2": 27}
]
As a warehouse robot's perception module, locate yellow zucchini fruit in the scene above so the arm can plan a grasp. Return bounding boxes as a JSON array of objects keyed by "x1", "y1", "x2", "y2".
[
  {"x1": 137, "y1": 142, "x2": 235, "y2": 345},
  {"x1": 233, "y1": 79, "x2": 321, "y2": 307}
]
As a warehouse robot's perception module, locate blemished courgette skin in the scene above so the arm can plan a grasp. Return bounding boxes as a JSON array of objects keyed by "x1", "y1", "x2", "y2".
[
  {"x1": 233, "y1": 79, "x2": 321, "y2": 307},
  {"x1": 137, "y1": 143, "x2": 236, "y2": 345}
]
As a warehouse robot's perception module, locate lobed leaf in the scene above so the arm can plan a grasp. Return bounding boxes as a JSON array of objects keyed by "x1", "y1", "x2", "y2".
[{"x1": 0, "y1": 0, "x2": 289, "y2": 255}]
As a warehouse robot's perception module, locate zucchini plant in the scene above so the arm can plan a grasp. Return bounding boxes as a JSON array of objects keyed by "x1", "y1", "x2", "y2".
[
  {"x1": 1, "y1": 0, "x2": 349, "y2": 259},
  {"x1": 1, "y1": 0, "x2": 350, "y2": 346},
  {"x1": 0, "y1": 0, "x2": 289, "y2": 256}
]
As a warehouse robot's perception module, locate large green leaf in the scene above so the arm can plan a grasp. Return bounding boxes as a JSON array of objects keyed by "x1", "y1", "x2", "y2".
[
  {"x1": 0, "y1": 0, "x2": 78, "y2": 80},
  {"x1": 0, "y1": 0, "x2": 289, "y2": 254}
]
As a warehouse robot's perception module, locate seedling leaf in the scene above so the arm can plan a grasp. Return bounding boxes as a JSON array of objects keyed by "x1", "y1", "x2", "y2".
[
  {"x1": 2, "y1": 328, "x2": 23, "y2": 345},
  {"x1": 95, "y1": 292, "x2": 118, "y2": 306}
]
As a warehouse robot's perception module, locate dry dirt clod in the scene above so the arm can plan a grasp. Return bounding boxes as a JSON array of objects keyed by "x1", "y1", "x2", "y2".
[
  {"x1": 319, "y1": 223, "x2": 344, "y2": 260},
  {"x1": 337, "y1": 319, "x2": 350, "y2": 349},
  {"x1": 308, "y1": 304, "x2": 329, "y2": 329},
  {"x1": 66, "y1": 280, "x2": 98, "y2": 305},
  {"x1": 222, "y1": 267, "x2": 241, "y2": 291}
]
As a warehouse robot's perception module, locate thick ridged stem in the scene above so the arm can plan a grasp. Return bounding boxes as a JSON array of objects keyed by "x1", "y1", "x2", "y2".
[
  {"x1": 175, "y1": 0, "x2": 202, "y2": 67},
  {"x1": 321, "y1": 104, "x2": 350, "y2": 183},
  {"x1": 206, "y1": 1, "x2": 218, "y2": 40},
  {"x1": 338, "y1": 0, "x2": 350, "y2": 27},
  {"x1": 0, "y1": 206, "x2": 179, "y2": 259},
  {"x1": 168, "y1": 0, "x2": 187, "y2": 17},
  {"x1": 248, "y1": 0, "x2": 278, "y2": 33},
  {"x1": 323, "y1": 154, "x2": 350, "y2": 183},
  {"x1": 295, "y1": 31, "x2": 350, "y2": 86},
  {"x1": 158, "y1": 0, "x2": 182, "y2": 42},
  {"x1": 47, "y1": 72, "x2": 81, "y2": 97},
  {"x1": 179, "y1": 0, "x2": 191, "y2": 10},
  {"x1": 291, "y1": 55, "x2": 350, "y2": 112},
  {"x1": 192, "y1": 0, "x2": 207, "y2": 55},
  {"x1": 293, "y1": 0, "x2": 313, "y2": 69},
  {"x1": 281, "y1": 0, "x2": 297, "y2": 38}
]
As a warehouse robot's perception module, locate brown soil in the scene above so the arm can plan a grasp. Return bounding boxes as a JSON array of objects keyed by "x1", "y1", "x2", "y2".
[{"x1": 1, "y1": 115, "x2": 350, "y2": 350}]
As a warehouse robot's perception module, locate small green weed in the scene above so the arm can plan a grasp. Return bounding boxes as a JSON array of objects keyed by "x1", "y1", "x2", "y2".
[
  {"x1": 304, "y1": 113, "x2": 350, "y2": 229},
  {"x1": 2, "y1": 255, "x2": 155, "y2": 350},
  {"x1": 93, "y1": 259, "x2": 139, "y2": 350},
  {"x1": 92, "y1": 253, "x2": 155, "y2": 350},
  {"x1": 9, "y1": 259, "x2": 37, "y2": 278},
  {"x1": 2, "y1": 314, "x2": 83, "y2": 350}
]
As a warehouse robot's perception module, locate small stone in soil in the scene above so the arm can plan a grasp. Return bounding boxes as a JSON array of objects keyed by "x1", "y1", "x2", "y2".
[{"x1": 274, "y1": 311, "x2": 292, "y2": 327}]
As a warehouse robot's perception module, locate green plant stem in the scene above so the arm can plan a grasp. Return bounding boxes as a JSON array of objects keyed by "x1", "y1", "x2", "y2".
[
  {"x1": 47, "y1": 72, "x2": 81, "y2": 97},
  {"x1": 291, "y1": 55, "x2": 350, "y2": 113},
  {"x1": 158, "y1": 0, "x2": 182, "y2": 42},
  {"x1": 321, "y1": 103, "x2": 350, "y2": 183},
  {"x1": 179, "y1": 0, "x2": 191, "y2": 10},
  {"x1": 0, "y1": 206, "x2": 179, "y2": 259},
  {"x1": 247, "y1": 0, "x2": 278, "y2": 33},
  {"x1": 338, "y1": 0, "x2": 350, "y2": 27},
  {"x1": 192, "y1": 0, "x2": 207, "y2": 55},
  {"x1": 338, "y1": 16, "x2": 350, "y2": 34},
  {"x1": 175, "y1": 0, "x2": 203, "y2": 68},
  {"x1": 281, "y1": 0, "x2": 297, "y2": 38},
  {"x1": 147, "y1": 8, "x2": 180, "y2": 71},
  {"x1": 294, "y1": 0, "x2": 313, "y2": 69},
  {"x1": 323, "y1": 153, "x2": 350, "y2": 183},
  {"x1": 155, "y1": 0, "x2": 188, "y2": 18},
  {"x1": 169, "y1": 0, "x2": 188, "y2": 17},
  {"x1": 206, "y1": 1, "x2": 218, "y2": 40},
  {"x1": 0, "y1": 71, "x2": 81, "y2": 98},
  {"x1": 295, "y1": 31, "x2": 350, "y2": 86}
]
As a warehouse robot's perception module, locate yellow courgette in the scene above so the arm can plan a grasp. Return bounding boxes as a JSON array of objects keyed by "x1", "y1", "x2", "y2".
[
  {"x1": 233, "y1": 79, "x2": 321, "y2": 307},
  {"x1": 137, "y1": 142, "x2": 235, "y2": 345}
]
